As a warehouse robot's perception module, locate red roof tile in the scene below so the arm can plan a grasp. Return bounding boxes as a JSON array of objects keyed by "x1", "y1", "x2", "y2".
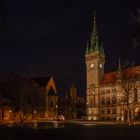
[
  {"x1": 101, "y1": 66, "x2": 140, "y2": 85},
  {"x1": 101, "y1": 71, "x2": 118, "y2": 85}
]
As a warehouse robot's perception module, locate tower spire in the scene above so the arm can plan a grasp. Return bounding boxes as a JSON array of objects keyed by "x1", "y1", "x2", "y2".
[
  {"x1": 118, "y1": 57, "x2": 122, "y2": 79},
  {"x1": 93, "y1": 11, "x2": 98, "y2": 35},
  {"x1": 91, "y1": 11, "x2": 99, "y2": 51}
]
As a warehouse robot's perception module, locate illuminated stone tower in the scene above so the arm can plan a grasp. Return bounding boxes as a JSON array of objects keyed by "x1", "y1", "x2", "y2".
[{"x1": 85, "y1": 13, "x2": 105, "y2": 120}]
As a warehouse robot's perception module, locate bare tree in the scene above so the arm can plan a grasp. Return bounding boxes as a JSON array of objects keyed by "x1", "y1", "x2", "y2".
[{"x1": 119, "y1": 61, "x2": 140, "y2": 123}]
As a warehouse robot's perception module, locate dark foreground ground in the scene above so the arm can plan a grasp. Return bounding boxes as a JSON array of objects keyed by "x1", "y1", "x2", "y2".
[{"x1": 0, "y1": 122, "x2": 140, "y2": 140}]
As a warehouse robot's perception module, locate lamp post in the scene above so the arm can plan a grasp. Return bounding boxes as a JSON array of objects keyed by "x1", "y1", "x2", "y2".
[
  {"x1": 121, "y1": 101, "x2": 124, "y2": 122},
  {"x1": 33, "y1": 110, "x2": 37, "y2": 120},
  {"x1": 86, "y1": 102, "x2": 89, "y2": 120},
  {"x1": 55, "y1": 104, "x2": 58, "y2": 120},
  {"x1": 9, "y1": 110, "x2": 12, "y2": 121}
]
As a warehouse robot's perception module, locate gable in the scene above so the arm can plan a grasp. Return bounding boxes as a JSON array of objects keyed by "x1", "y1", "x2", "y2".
[
  {"x1": 46, "y1": 77, "x2": 57, "y2": 95},
  {"x1": 31, "y1": 76, "x2": 51, "y2": 87}
]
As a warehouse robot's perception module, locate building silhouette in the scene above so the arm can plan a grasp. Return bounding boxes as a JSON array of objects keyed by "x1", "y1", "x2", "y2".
[
  {"x1": 0, "y1": 73, "x2": 58, "y2": 121},
  {"x1": 58, "y1": 84, "x2": 85, "y2": 119}
]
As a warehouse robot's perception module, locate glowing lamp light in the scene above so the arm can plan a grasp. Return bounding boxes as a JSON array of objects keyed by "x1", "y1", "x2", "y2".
[
  {"x1": 88, "y1": 117, "x2": 91, "y2": 121},
  {"x1": 93, "y1": 116, "x2": 97, "y2": 120},
  {"x1": 33, "y1": 110, "x2": 37, "y2": 114},
  {"x1": 99, "y1": 64, "x2": 103, "y2": 68}
]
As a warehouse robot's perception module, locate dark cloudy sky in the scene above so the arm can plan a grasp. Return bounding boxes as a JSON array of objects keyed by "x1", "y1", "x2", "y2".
[{"x1": 0, "y1": 0, "x2": 140, "y2": 95}]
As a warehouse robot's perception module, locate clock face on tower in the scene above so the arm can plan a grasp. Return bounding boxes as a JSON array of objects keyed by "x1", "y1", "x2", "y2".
[
  {"x1": 90, "y1": 63, "x2": 94, "y2": 68},
  {"x1": 99, "y1": 64, "x2": 103, "y2": 68}
]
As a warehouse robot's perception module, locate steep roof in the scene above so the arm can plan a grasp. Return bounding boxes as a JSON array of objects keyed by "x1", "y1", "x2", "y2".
[
  {"x1": 31, "y1": 76, "x2": 51, "y2": 87},
  {"x1": 48, "y1": 87, "x2": 56, "y2": 96},
  {"x1": 122, "y1": 66, "x2": 140, "y2": 80},
  {"x1": 101, "y1": 71, "x2": 119, "y2": 85},
  {"x1": 101, "y1": 66, "x2": 140, "y2": 85}
]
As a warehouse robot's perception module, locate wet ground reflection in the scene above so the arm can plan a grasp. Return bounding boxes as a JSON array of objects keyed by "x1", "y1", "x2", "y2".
[
  {"x1": 1, "y1": 122, "x2": 140, "y2": 140},
  {"x1": 30, "y1": 122, "x2": 65, "y2": 129},
  {"x1": 4, "y1": 121, "x2": 65, "y2": 129}
]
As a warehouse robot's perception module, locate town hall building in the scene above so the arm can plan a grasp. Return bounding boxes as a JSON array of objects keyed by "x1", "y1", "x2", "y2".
[{"x1": 85, "y1": 13, "x2": 140, "y2": 121}]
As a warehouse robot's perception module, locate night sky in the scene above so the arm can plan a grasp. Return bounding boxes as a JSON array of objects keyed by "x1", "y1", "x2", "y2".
[{"x1": 0, "y1": 0, "x2": 140, "y2": 95}]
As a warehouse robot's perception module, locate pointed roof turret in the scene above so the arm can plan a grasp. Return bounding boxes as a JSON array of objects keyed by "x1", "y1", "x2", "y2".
[
  {"x1": 93, "y1": 11, "x2": 98, "y2": 36},
  {"x1": 89, "y1": 46, "x2": 95, "y2": 53},
  {"x1": 94, "y1": 38, "x2": 100, "y2": 52},
  {"x1": 91, "y1": 12, "x2": 98, "y2": 40},
  {"x1": 118, "y1": 57, "x2": 122, "y2": 79},
  {"x1": 90, "y1": 46, "x2": 94, "y2": 53},
  {"x1": 86, "y1": 12, "x2": 105, "y2": 55}
]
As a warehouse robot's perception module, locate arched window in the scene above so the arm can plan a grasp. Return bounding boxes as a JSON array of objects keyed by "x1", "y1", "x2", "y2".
[
  {"x1": 134, "y1": 89, "x2": 138, "y2": 102},
  {"x1": 101, "y1": 109, "x2": 105, "y2": 114},
  {"x1": 112, "y1": 97, "x2": 117, "y2": 104},
  {"x1": 89, "y1": 98, "x2": 93, "y2": 106},
  {"x1": 101, "y1": 97, "x2": 105, "y2": 105},
  {"x1": 106, "y1": 97, "x2": 110, "y2": 105},
  {"x1": 50, "y1": 101, "x2": 53, "y2": 107}
]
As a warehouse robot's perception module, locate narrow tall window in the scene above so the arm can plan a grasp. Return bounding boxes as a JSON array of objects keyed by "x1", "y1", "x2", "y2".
[
  {"x1": 112, "y1": 97, "x2": 117, "y2": 104},
  {"x1": 50, "y1": 101, "x2": 53, "y2": 107},
  {"x1": 134, "y1": 89, "x2": 138, "y2": 102},
  {"x1": 101, "y1": 97, "x2": 105, "y2": 105},
  {"x1": 106, "y1": 97, "x2": 110, "y2": 105}
]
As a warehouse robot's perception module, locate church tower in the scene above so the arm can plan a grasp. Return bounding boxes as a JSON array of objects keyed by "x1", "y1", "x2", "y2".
[{"x1": 85, "y1": 12, "x2": 105, "y2": 120}]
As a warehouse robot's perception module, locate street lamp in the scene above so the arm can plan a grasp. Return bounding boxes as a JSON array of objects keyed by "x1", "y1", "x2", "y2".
[
  {"x1": 9, "y1": 110, "x2": 12, "y2": 121},
  {"x1": 86, "y1": 102, "x2": 89, "y2": 120}
]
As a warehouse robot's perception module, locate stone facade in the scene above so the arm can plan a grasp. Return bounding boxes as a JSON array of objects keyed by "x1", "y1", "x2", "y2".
[
  {"x1": 32, "y1": 76, "x2": 58, "y2": 120},
  {"x1": 85, "y1": 14, "x2": 140, "y2": 121}
]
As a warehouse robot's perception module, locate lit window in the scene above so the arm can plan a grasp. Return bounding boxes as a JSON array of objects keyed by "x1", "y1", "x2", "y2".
[
  {"x1": 107, "y1": 109, "x2": 110, "y2": 114},
  {"x1": 112, "y1": 96, "x2": 117, "y2": 104},
  {"x1": 100, "y1": 90, "x2": 105, "y2": 94},
  {"x1": 106, "y1": 97, "x2": 110, "y2": 105},
  {"x1": 112, "y1": 89, "x2": 116, "y2": 93},
  {"x1": 106, "y1": 89, "x2": 110, "y2": 93},
  {"x1": 112, "y1": 109, "x2": 116, "y2": 114}
]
